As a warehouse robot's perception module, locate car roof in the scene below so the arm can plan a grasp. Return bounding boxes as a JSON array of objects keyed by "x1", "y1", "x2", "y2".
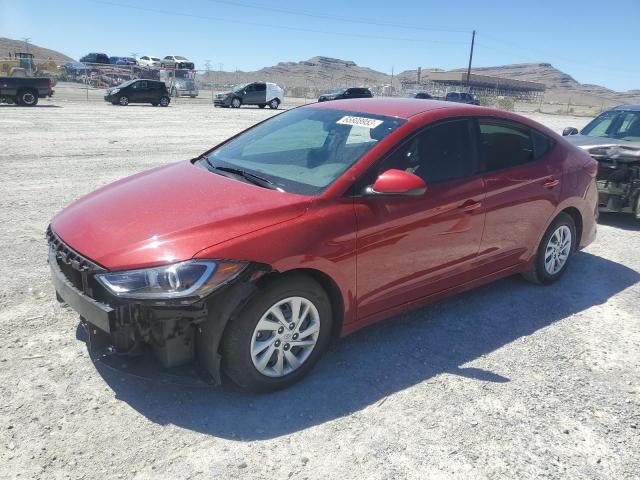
[
  {"x1": 612, "y1": 104, "x2": 640, "y2": 111},
  {"x1": 307, "y1": 98, "x2": 472, "y2": 119}
]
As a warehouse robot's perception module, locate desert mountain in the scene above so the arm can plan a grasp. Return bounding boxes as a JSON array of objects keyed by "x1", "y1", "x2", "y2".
[{"x1": 0, "y1": 37, "x2": 74, "y2": 65}]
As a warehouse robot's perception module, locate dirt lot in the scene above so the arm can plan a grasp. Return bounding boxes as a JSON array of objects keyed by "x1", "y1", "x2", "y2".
[{"x1": 1, "y1": 84, "x2": 639, "y2": 480}]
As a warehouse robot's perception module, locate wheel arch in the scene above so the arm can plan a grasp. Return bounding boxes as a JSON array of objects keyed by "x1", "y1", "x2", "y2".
[
  {"x1": 255, "y1": 268, "x2": 345, "y2": 340},
  {"x1": 560, "y1": 206, "x2": 583, "y2": 250}
]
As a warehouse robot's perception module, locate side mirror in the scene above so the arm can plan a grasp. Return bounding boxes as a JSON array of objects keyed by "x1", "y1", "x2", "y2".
[
  {"x1": 562, "y1": 127, "x2": 579, "y2": 136},
  {"x1": 366, "y1": 169, "x2": 427, "y2": 196}
]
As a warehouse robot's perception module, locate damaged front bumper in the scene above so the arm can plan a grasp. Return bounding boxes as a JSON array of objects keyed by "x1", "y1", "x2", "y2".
[{"x1": 48, "y1": 227, "x2": 262, "y2": 385}]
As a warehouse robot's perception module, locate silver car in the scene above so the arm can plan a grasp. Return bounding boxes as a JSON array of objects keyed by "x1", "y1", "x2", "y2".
[{"x1": 563, "y1": 104, "x2": 640, "y2": 219}]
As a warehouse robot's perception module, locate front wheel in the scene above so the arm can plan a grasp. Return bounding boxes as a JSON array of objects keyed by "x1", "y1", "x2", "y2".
[
  {"x1": 118, "y1": 96, "x2": 129, "y2": 106},
  {"x1": 522, "y1": 212, "x2": 576, "y2": 284},
  {"x1": 221, "y1": 275, "x2": 332, "y2": 392},
  {"x1": 231, "y1": 97, "x2": 241, "y2": 108}
]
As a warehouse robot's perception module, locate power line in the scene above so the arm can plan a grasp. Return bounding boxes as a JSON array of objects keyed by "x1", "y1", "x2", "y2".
[
  {"x1": 88, "y1": 0, "x2": 469, "y2": 46},
  {"x1": 205, "y1": 0, "x2": 470, "y2": 33}
]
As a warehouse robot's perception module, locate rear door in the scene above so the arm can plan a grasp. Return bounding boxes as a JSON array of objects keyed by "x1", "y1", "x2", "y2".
[
  {"x1": 476, "y1": 118, "x2": 560, "y2": 272},
  {"x1": 354, "y1": 118, "x2": 486, "y2": 320}
]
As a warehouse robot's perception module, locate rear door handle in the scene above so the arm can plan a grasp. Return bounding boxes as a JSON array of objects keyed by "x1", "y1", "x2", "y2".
[
  {"x1": 459, "y1": 199, "x2": 482, "y2": 213},
  {"x1": 543, "y1": 177, "x2": 560, "y2": 188}
]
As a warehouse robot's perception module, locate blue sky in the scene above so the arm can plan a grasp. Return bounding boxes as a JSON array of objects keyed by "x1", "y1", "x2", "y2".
[{"x1": 2, "y1": 0, "x2": 639, "y2": 92}]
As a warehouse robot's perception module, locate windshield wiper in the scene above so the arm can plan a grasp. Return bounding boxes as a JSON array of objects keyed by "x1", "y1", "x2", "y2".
[{"x1": 204, "y1": 159, "x2": 282, "y2": 191}]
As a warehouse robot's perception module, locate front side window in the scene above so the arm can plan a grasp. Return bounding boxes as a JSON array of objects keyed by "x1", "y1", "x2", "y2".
[
  {"x1": 373, "y1": 119, "x2": 475, "y2": 184},
  {"x1": 479, "y1": 121, "x2": 534, "y2": 171},
  {"x1": 203, "y1": 108, "x2": 406, "y2": 195}
]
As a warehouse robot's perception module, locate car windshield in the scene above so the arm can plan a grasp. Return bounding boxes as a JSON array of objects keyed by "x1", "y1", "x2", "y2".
[
  {"x1": 232, "y1": 83, "x2": 249, "y2": 93},
  {"x1": 175, "y1": 56, "x2": 188, "y2": 61},
  {"x1": 202, "y1": 108, "x2": 406, "y2": 195},
  {"x1": 327, "y1": 89, "x2": 346, "y2": 96},
  {"x1": 581, "y1": 110, "x2": 640, "y2": 141},
  {"x1": 151, "y1": 57, "x2": 160, "y2": 61}
]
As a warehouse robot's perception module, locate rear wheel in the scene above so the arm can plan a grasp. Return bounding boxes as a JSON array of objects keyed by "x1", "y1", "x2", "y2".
[
  {"x1": 118, "y1": 96, "x2": 129, "y2": 106},
  {"x1": 522, "y1": 212, "x2": 576, "y2": 284},
  {"x1": 221, "y1": 274, "x2": 332, "y2": 392},
  {"x1": 159, "y1": 96, "x2": 170, "y2": 107},
  {"x1": 17, "y1": 90, "x2": 38, "y2": 106},
  {"x1": 268, "y1": 98, "x2": 280, "y2": 109},
  {"x1": 231, "y1": 97, "x2": 241, "y2": 108}
]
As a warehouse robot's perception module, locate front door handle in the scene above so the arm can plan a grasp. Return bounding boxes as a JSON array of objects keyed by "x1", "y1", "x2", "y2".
[
  {"x1": 459, "y1": 199, "x2": 482, "y2": 213},
  {"x1": 543, "y1": 177, "x2": 560, "y2": 188}
]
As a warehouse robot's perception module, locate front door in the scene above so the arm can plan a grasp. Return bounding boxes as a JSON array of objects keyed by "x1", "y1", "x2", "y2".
[{"x1": 354, "y1": 118, "x2": 486, "y2": 321}]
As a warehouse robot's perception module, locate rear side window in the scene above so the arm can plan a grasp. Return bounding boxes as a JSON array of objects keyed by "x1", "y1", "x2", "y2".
[
  {"x1": 479, "y1": 121, "x2": 534, "y2": 171},
  {"x1": 255, "y1": 83, "x2": 266, "y2": 91}
]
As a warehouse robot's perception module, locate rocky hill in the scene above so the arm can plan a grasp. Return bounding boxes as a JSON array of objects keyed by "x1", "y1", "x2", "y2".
[
  {"x1": 399, "y1": 63, "x2": 640, "y2": 103},
  {"x1": 0, "y1": 37, "x2": 74, "y2": 64}
]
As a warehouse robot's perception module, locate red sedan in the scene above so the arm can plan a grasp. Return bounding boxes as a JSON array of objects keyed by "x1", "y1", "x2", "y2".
[{"x1": 49, "y1": 99, "x2": 598, "y2": 392}]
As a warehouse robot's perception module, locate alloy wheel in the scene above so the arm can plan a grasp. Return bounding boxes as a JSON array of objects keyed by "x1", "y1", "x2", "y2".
[
  {"x1": 250, "y1": 296, "x2": 320, "y2": 377},
  {"x1": 21, "y1": 92, "x2": 36, "y2": 105},
  {"x1": 544, "y1": 225, "x2": 572, "y2": 275}
]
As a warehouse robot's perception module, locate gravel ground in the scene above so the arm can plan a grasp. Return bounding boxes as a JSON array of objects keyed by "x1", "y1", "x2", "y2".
[{"x1": 1, "y1": 84, "x2": 639, "y2": 480}]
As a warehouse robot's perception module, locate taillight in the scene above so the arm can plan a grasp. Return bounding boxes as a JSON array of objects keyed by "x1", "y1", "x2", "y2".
[{"x1": 582, "y1": 159, "x2": 598, "y2": 178}]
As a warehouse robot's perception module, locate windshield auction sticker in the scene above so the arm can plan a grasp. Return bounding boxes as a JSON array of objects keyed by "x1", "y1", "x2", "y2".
[{"x1": 337, "y1": 116, "x2": 384, "y2": 129}]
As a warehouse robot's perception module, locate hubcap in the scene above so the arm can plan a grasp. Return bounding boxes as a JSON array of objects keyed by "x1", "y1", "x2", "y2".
[
  {"x1": 544, "y1": 225, "x2": 572, "y2": 275},
  {"x1": 250, "y1": 296, "x2": 320, "y2": 378},
  {"x1": 120, "y1": 97, "x2": 128, "y2": 105},
  {"x1": 232, "y1": 99, "x2": 240, "y2": 107},
  {"x1": 23, "y1": 93, "x2": 35, "y2": 104}
]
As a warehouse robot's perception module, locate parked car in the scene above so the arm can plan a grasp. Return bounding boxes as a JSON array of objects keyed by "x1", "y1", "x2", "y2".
[
  {"x1": 62, "y1": 62, "x2": 90, "y2": 75},
  {"x1": 48, "y1": 98, "x2": 597, "y2": 392},
  {"x1": 0, "y1": 76, "x2": 54, "y2": 105},
  {"x1": 563, "y1": 104, "x2": 640, "y2": 219},
  {"x1": 104, "y1": 79, "x2": 170, "y2": 106},
  {"x1": 214, "y1": 82, "x2": 283, "y2": 109},
  {"x1": 445, "y1": 91, "x2": 480, "y2": 105},
  {"x1": 318, "y1": 87, "x2": 373, "y2": 102},
  {"x1": 160, "y1": 55, "x2": 194, "y2": 70},
  {"x1": 413, "y1": 92, "x2": 433, "y2": 99},
  {"x1": 159, "y1": 69, "x2": 198, "y2": 98},
  {"x1": 79, "y1": 53, "x2": 110, "y2": 64},
  {"x1": 109, "y1": 56, "x2": 137, "y2": 66},
  {"x1": 138, "y1": 55, "x2": 162, "y2": 69}
]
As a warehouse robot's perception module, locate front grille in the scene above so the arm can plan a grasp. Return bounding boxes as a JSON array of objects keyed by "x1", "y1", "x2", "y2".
[{"x1": 47, "y1": 225, "x2": 106, "y2": 298}]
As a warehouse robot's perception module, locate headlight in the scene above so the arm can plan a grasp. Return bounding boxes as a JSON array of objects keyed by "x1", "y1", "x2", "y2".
[
  {"x1": 111, "y1": 88, "x2": 120, "y2": 94},
  {"x1": 96, "y1": 260, "x2": 247, "y2": 300}
]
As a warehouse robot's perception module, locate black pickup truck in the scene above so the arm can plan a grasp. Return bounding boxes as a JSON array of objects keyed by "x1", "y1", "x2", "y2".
[{"x1": 0, "y1": 76, "x2": 55, "y2": 106}]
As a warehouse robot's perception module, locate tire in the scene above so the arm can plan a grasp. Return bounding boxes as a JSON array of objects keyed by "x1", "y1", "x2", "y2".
[
  {"x1": 159, "y1": 96, "x2": 170, "y2": 107},
  {"x1": 522, "y1": 212, "x2": 576, "y2": 285},
  {"x1": 118, "y1": 96, "x2": 129, "y2": 106},
  {"x1": 17, "y1": 90, "x2": 38, "y2": 106},
  {"x1": 258, "y1": 104, "x2": 266, "y2": 109},
  {"x1": 231, "y1": 97, "x2": 241, "y2": 108},
  {"x1": 221, "y1": 274, "x2": 333, "y2": 393},
  {"x1": 268, "y1": 98, "x2": 280, "y2": 109}
]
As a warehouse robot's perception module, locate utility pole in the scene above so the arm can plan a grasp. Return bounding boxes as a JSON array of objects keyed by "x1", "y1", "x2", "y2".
[
  {"x1": 22, "y1": 37, "x2": 31, "y2": 53},
  {"x1": 205, "y1": 59, "x2": 212, "y2": 103},
  {"x1": 466, "y1": 30, "x2": 476, "y2": 88}
]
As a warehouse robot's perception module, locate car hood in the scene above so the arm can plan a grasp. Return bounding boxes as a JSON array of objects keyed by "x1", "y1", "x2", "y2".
[
  {"x1": 51, "y1": 161, "x2": 311, "y2": 271},
  {"x1": 564, "y1": 134, "x2": 640, "y2": 149}
]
